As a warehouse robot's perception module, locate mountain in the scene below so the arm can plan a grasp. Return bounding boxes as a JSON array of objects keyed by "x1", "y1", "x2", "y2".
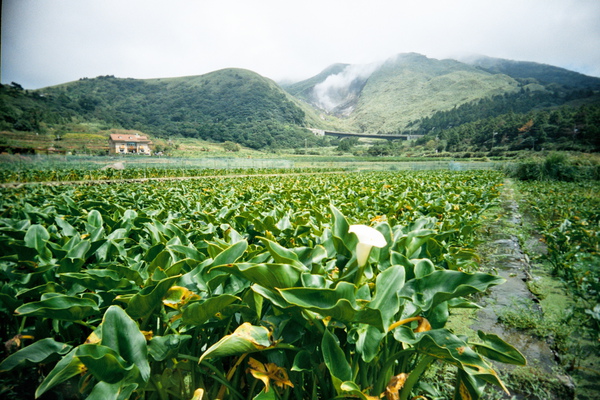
[
  {"x1": 286, "y1": 53, "x2": 600, "y2": 134},
  {"x1": 1, "y1": 53, "x2": 599, "y2": 153},
  {"x1": 1, "y1": 69, "x2": 332, "y2": 150},
  {"x1": 462, "y1": 55, "x2": 600, "y2": 90}
]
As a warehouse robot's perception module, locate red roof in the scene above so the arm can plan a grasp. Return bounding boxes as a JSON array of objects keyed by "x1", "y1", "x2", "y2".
[{"x1": 109, "y1": 133, "x2": 152, "y2": 143}]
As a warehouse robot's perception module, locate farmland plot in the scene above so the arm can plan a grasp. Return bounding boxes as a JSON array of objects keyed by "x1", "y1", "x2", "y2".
[{"x1": 0, "y1": 170, "x2": 527, "y2": 400}]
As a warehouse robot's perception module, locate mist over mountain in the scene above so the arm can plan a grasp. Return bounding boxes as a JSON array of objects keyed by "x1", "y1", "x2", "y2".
[{"x1": 286, "y1": 53, "x2": 600, "y2": 134}]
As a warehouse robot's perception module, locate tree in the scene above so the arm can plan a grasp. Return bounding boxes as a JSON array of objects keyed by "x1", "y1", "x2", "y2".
[{"x1": 223, "y1": 141, "x2": 240, "y2": 152}]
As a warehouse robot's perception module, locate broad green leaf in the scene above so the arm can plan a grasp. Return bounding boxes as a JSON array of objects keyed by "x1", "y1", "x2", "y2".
[
  {"x1": 412, "y1": 329, "x2": 508, "y2": 392},
  {"x1": 55, "y1": 216, "x2": 78, "y2": 236},
  {"x1": 454, "y1": 368, "x2": 488, "y2": 400},
  {"x1": 199, "y1": 322, "x2": 272, "y2": 363},
  {"x1": 350, "y1": 324, "x2": 385, "y2": 363},
  {"x1": 76, "y1": 344, "x2": 133, "y2": 383},
  {"x1": 368, "y1": 265, "x2": 404, "y2": 326},
  {"x1": 212, "y1": 263, "x2": 303, "y2": 290},
  {"x1": 0, "y1": 338, "x2": 72, "y2": 371},
  {"x1": 35, "y1": 349, "x2": 85, "y2": 398},
  {"x1": 402, "y1": 229, "x2": 436, "y2": 258},
  {"x1": 182, "y1": 294, "x2": 240, "y2": 325},
  {"x1": 86, "y1": 381, "x2": 138, "y2": 400},
  {"x1": 87, "y1": 209, "x2": 104, "y2": 229},
  {"x1": 101, "y1": 305, "x2": 151, "y2": 382},
  {"x1": 291, "y1": 350, "x2": 312, "y2": 372},
  {"x1": 24, "y1": 224, "x2": 49, "y2": 253},
  {"x1": 413, "y1": 258, "x2": 436, "y2": 278},
  {"x1": 399, "y1": 271, "x2": 505, "y2": 312},
  {"x1": 322, "y1": 329, "x2": 352, "y2": 394},
  {"x1": 259, "y1": 236, "x2": 305, "y2": 268},
  {"x1": 211, "y1": 239, "x2": 248, "y2": 266},
  {"x1": 148, "y1": 334, "x2": 192, "y2": 362},
  {"x1": 330, "y1": 205, "x2": 356, "y2": 256},
  {"x1": 170, "y1": 244, "x2": 203, "y2": 260},
  {"x1": 66, "y1": 238, "x2": 91, "y2": 259},
  {"x1": 278, "y1": 282, "x2": 384, "y2": 330},
  {"x1": 295, "y1": 245, "x2": 328, "y2": 268},
  {"x1": 252, "y1": 388, "x2": 277, "y2": 400},
  {"x1": 15, "y1": 295, "x2": 98, "y2": 321},
  {"x1": 60, "y1": 269, "x2": 130, "y2": 291},
  {"x1": 126, "y1": 275, "x2": 179, "y2": 319},
  {"x1": 474, "y1": 331, "x2": 527, "y2": 365},
  {"x1": 24, "y1": 224, "x2": 52, "y2": 261},
  {"x1": 340, "y1": 381, "x2": 376, "y2": 400}
]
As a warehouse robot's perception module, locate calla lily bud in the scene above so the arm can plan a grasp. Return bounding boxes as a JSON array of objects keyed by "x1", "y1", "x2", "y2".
[{"x1": 349, "y1": 224, "x2": 387, "y2": 266}]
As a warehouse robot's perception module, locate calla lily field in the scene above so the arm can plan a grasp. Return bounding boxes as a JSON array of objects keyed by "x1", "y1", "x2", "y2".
[{"x1": 0, "y1": 170, "x2": 530, "y2": 399}]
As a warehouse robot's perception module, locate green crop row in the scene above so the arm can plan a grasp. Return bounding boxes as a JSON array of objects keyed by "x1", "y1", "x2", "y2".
[
  {"x1": 517, "y1": 180, "x2": 600, "y2": 307},
  {"x1": 0, "y1": 166, "x2": 344, "y2": 184},
  {"x1": 0, "y1": 170, "x2": 525, "y2": 400}
]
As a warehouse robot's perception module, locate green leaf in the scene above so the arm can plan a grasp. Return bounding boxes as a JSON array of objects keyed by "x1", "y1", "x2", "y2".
[
  {"x1": 259, "y1": 236, "x2": 305, "y2": 268},
  {"x1": 199, "y1": 323, "x2": 272, "y2": 363},
  {"x1": 0, "y1": 338, "x2": 72, "y2": 371},
  {"x1": 322, "y1": 329, "x2": 352, "y2": 394},
  {"x1": 454, "y1": 368, "x2": 488, "y2": 400},
  {"x1": 474, "y1": 331, "x2": 527, "y2": 365},
  {"x1": 24, "y1": 224, "x2": 50, "y2": 253},
  {"x1": 252, "y1": 388, "x2": 277, "y2": 400},
  {"x1": 148, "y1": 334, "x2": 192, "y2": 362},
  {"x1": 76, "y1": 344, "x2": 134, "y2": 383},
  {"x1": 330, "y1": 205, "x2": 356, "y2": 256},
  {"x1": 126, "y1": 275, "x2": 179, "y2": 319},
  {"x1": 212, "y1": 263, "x2": 304, "y2": 290},
  {"x1": 60, "y1": 269, "x2": 130, "y2": 291},
  {"x1": 211, "y1": 239, "x2": 248, "y2": 266},
  {"x1": 368, "y1": 265, "x2": 404, "y2": 326},
  {"x1": 86, "y1": 381, "x2": 138, "y2": 400},
  {"x1": 291, "y1": 350, "x2": 312, "y2": 372},
  {"x1": 412, "y1": 329, "x2": 508, "y2": 392},
  {"x1": 351, "y1": 324, "x2": 385, "y2": 363},
  {"x1": 55, "y1": 216, "x2": 79, "y2": 236},
  {"x1": 182, "y1": 294, "x2": 240, "y2": 325},
  {"x1": 101, "y1": 305, "x2": 151, "y2": 382},
  {"x1": 340, "y1": 381, "x2": 374, "y2": 400},
  {"x1": 35, "y1": 349, "x2": 85, "y2": 398},
  {"x1": 399, "y1": 270, "x2": 505, "y2": 312},
  {"x1": 15, "y1": 295, "x2": 98, "y2": 321},
  {"x1": 278, "y1": 282, "x2": 384, "y2": 330}
]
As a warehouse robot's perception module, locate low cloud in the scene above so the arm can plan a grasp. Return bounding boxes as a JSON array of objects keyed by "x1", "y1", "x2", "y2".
[{"x1": 312, "y1": 62, "x2": 381, "y2": 112}]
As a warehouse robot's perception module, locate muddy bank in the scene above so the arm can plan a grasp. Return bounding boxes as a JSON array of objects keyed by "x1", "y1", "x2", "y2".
[{"x1": 470, "y1": 181, "x2": 577, "y2": 400}]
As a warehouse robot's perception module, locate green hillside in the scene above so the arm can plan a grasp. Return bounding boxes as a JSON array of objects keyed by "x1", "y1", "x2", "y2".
[
  {"x1": 286, "y1": 53, "x2": 600, "y2": 137},
  {"x1": 464, "y1": 55, "x2": 600, "y2": 90},
  {"x1": 1, "y1": 53, "x2": 599, "y2": 155},
  {"x1": 0, "y1": 69, "x2": 340, "y2": 151},
  {"x1": 348, "y1": 53, "x2": 520, "y2": 133}
]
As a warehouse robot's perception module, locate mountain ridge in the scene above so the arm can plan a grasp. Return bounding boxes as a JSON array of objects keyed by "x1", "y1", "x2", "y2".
[{"x1": 1, "y1": 52, "x2": 599, "y2": 152}]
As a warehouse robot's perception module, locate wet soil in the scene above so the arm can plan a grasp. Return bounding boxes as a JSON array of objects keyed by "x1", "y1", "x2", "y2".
[{"x1": 469, "y1": 181, "x2": 579, "y2": 399}]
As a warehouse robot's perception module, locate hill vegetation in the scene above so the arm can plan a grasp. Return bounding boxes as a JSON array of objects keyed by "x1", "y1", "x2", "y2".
[
  {"x1": 1, "y1": 53, "x2": 599, "y2": 155},
  {"x1": 0, "y1": 70, "x2": 334, "y2": 151}
]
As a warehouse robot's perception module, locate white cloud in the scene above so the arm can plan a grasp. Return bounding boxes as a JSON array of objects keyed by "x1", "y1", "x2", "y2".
[{"x1": 2, "y1": 0, "x2": 599, "y2": 89}]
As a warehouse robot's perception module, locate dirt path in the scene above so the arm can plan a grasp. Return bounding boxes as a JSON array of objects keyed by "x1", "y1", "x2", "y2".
[{"x1": 471, "y1": 179, "x2": 577, "y2": 399}]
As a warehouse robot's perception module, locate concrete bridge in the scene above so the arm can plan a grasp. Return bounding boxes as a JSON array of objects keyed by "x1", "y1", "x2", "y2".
[{"x1": 308, "y1": 128, "x2": 422, "y2": 141}]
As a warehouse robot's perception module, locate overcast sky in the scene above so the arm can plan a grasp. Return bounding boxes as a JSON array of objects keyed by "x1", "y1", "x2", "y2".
[{"x1": 2, "y1": 0, "x2": 600, "y2": 89}]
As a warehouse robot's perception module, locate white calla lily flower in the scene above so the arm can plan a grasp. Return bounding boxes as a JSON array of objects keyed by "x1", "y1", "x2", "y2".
[{"x1": 349, "y1": 224, "x2": 387, "y2": 267}]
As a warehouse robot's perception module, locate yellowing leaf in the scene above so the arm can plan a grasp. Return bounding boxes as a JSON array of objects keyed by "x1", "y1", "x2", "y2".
[
  {"x1": 384, "y1": 373, "x2": 408, "y2": 400},
  {"x1": 162, "y1": 286, "x2": 199, "y2": 310},
  {"x1": 247, "y1": 357, "x2": 294, "y2": 392},
  {"x1": 190, "y1": 388, "x2": 204, "y2": 400},
  {"x1": 85, "y1": 331, "x2": 101, "y2": 345}
]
